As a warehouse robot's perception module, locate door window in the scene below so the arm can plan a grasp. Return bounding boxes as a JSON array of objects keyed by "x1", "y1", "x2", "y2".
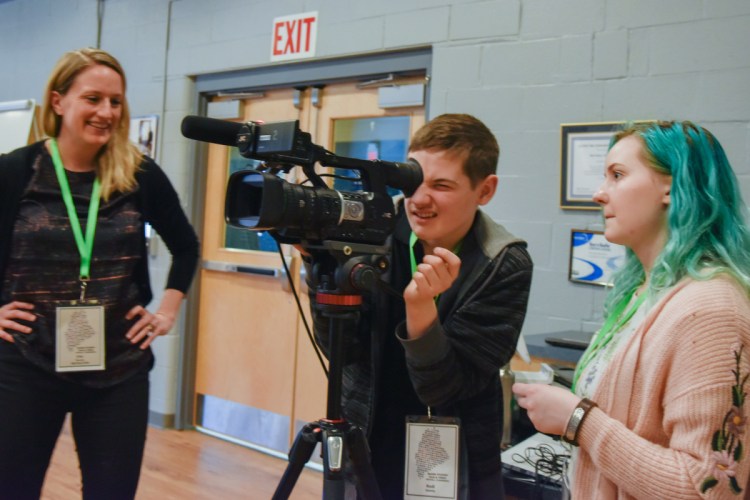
[{"x1": 332, "y1": 116, "x2": 410, "y2": 196}]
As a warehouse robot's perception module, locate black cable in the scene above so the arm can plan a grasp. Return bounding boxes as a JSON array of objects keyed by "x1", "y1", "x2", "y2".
[
  {"x1": 276, "y1": 241, "x2": 329, "y2": 378},
  {"x1": 511, "y1": 443, "x2": 570, "y2": 499}
]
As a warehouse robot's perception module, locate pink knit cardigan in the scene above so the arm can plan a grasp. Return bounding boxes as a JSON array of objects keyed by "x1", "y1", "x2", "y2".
[{"x1": 573, "y1": 276, "x2": 750, "y2": 499}]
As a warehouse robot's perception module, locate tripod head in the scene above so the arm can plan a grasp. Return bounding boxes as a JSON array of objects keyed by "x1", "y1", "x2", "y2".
[
  {"x1": 304, "y1": 240, "x2": 391, "y2": 422},
  {"x1": 306, "y1": 240, "x2": 391, "y2": 307}
]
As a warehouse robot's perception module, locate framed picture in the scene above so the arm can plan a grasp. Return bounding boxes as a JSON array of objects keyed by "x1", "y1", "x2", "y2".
[
  {"x1": 568, "y1": 229, "x2": 626, "y2": 286},
  {"x1": 130, "y1": 114, "x2": 158, "y2": 159},
  {"x1": 560, "y1": 122, "x2": 622, "y2": 210}
]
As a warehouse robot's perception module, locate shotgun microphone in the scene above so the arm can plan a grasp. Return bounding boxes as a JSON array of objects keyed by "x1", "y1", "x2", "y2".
[{"x1": 180, "y1": 115, "x2": 243, "y2": 147}]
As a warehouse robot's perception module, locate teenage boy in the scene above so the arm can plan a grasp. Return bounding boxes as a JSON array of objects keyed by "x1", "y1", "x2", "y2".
[{"x1": 307, "y1": 114, "x2": 533, "y2": 499}]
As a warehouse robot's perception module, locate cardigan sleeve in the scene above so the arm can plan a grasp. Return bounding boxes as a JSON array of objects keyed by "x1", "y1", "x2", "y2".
[
  {"x1": 137, "y1": 159, "x2": 199, "y2": 293},
  {"x1": 0, "y1": 143, "x2": 39, "y2": 300},
  {"x1": 397, "y1": 244, "x2": 533, "y2": 407},
  {"x1": 576, "y1": 278, "x2": 750, "y2": 499}
]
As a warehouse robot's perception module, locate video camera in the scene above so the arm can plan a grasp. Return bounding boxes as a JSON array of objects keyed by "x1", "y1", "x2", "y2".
[{"x1": 181, "y1": 115, "x2": 422, "y2": 248}]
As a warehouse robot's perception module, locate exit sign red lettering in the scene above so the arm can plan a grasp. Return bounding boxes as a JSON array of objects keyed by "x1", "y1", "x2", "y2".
[{"x1": 270, "y1": 12, "x2": 318, "y2": 62}]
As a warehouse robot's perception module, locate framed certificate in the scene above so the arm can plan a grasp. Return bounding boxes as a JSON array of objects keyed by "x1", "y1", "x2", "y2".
[
  {"x1": 568, "y1": 229, "x2": 626, "y2": 286},
  {"x1": 560, "y1": 122, "x2": 621, "y2": 210}
]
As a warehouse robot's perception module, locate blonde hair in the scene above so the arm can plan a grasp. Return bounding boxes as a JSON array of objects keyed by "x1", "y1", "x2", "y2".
[{"x1": 41, "y1": 48, "x2": 142, "y2": 200}]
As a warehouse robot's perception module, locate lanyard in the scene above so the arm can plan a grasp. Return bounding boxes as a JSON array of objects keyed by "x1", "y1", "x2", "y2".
[
  {"x1": 409, "y1": 231, "x2": 420, "y2": 275},
  {"x1": 409, "y1": 231, "x2": 463, "y2": 419},
  {"x1": 571, "y1": 290, "x2": 647, "y2": 393},
  {"x1": 408, "y1": 231, "x2": 463, "y2": 304},
  {"x1": 408, "y1": 232, "x2": 464, "y2": 274},
  {"x1": 49, "y1": 139, "x2": 101, "y2": 284}
]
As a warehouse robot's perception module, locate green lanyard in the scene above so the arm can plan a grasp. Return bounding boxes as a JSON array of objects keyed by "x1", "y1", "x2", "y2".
[
  {"x1": 571, "y1": 290, "x2": 647, "y2": 393},
  {"x1": 49, "y1": 139, "x2": 101, "y2": 284},
  {"x1": 408, "y1": 232, "x2": 464, "y2": 274},
  {"x1": 409, "y1": 232, "x2": 463, "y2": 303},
  {"x1": 409, "y1": 231, "x2": 420, "y2": 275}
]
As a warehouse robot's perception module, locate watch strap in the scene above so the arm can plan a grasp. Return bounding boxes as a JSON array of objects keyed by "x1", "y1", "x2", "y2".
[{"x1": 562, "y1": 398, "x2": 597, "y2": 446}]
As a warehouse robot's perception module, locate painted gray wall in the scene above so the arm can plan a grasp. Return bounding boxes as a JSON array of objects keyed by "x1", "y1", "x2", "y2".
[{"x1": 2, "y1": 0, "x2": 749, "y2": 421}]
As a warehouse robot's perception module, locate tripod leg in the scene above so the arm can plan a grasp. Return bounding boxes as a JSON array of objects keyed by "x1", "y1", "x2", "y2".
[
  {"x1": 345, "y1": 426, "x2": 382, "y2": 500},
  {"x1": 321, "y1": 426, "x2": 347, "y2": 499},
  {"x1": 322, "y1": 476, "x2": 346, "y2": 499},
  {"x1": 272, "y1": 423, "x2": 321, "y2": 500}
]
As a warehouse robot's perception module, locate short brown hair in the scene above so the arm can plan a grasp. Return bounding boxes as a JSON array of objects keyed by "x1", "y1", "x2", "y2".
[{"x1": 408, "y1": 114, "x2": 499, "y2": 186}]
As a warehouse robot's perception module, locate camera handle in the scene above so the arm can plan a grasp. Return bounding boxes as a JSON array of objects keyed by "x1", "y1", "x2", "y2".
[{"x1": 273, "y1": 246, "x2": 385, "y2": 500}]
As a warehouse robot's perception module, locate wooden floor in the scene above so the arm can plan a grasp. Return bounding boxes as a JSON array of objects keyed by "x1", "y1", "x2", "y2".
[{"x1": 41, "y1": 418, "x2": 323, "y2": 499}]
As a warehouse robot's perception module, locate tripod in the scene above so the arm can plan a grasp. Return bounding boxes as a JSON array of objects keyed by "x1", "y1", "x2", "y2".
[{"x1": 273, "y1": 244, "x2": 386, "y2": 500}]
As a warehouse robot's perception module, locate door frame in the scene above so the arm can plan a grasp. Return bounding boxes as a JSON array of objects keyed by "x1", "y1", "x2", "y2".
[{"x1": 177, "y1": 47, "x2": 432, "y2": 429}]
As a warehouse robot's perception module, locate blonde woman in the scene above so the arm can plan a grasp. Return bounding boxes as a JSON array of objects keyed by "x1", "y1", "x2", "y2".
[{"x1": 0, "y1": 48, "x2": 199, "y2": 499}]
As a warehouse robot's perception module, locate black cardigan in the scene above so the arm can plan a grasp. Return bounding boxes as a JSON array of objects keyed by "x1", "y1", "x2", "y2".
[{"x1": 0, "y1": 141, "x2": 199, "y2": 306}]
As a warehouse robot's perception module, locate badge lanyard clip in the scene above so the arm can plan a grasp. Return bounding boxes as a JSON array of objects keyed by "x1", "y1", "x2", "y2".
[{"x1": 79, "y1": 277, "x2": 90, "y2": 302}]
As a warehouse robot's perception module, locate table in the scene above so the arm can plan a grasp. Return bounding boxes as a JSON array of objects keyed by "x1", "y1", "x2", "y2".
[{"x1": 502, "y1": 433, "x2": 569, "y2": 500}]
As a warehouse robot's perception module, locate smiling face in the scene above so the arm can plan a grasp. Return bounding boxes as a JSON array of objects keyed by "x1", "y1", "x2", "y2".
[
  {"x1": 51, "y1": 63, "x2": 124, "y2": 154},
  {"x1": 593, "y1": 135, "x2": 672, "y2": 269},
  {"x1": 405, "y1": 148, "x2": 497, "y2": 254}
]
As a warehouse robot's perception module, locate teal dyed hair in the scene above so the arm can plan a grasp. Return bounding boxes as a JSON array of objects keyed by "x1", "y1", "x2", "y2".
[{"x1": 604, "y1": 121, "x2": 750, "y2": 317}]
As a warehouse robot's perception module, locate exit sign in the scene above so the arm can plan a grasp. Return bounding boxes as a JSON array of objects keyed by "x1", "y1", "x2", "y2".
[{"x1": 270, "y1": 12, "x2": 318, "y2": 62}]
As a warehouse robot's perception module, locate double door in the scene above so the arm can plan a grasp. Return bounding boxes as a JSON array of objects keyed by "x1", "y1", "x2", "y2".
[{"x1": 193, "y1": 79, "x2": 425, "y2": 454}]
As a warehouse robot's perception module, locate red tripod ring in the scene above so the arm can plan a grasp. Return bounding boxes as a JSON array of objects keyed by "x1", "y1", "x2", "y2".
[{"x1": 315, "y1": 293, "x2": 363, "y2": 306}]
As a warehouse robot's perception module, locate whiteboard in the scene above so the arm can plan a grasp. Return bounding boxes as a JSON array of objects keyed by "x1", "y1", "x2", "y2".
[{"x1": 0, "y1": 99, "x2": 38, "y2": 154}]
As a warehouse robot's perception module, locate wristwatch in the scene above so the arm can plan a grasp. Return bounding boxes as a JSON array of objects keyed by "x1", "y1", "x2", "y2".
[{"x1": 562, "y1": 398, "x2": 597, "y2": 446}]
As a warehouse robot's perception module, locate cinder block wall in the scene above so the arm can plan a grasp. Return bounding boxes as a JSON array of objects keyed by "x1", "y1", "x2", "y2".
[{"x1": 1, "y1": 0, "x2": 748, "y2": 422}]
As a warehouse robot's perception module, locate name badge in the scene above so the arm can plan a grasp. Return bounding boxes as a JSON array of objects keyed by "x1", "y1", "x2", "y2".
[
  {"x1": 404, "y1": 415, "x2": 460, "y2": 500},
  {"x1": 55, "y1": 302, "x2": 105, "y2": 372}
]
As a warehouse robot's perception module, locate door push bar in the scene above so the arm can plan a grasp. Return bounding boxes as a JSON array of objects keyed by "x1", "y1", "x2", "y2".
[{"x1": 202, "y1": 260, "x2": 290, "y2": 290}]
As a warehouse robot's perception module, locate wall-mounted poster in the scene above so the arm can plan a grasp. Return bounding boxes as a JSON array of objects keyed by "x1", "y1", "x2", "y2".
[
  {"x1": 560, "y1": 122, "x2": 621, "y2": 210},
  {"x1": 560, "y1": 121, "x2": 653, "y2": 210},
  {"x1": 569, "y1": 229, "x2": 626, "y2": 286},
  {"x1": 130, "y1": 114, "x2": 158, "y2": 159}
]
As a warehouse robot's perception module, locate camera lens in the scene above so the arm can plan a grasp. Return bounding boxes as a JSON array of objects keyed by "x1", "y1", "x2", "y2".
[
  {"x1": 225, "y1": 170, "x2": 283, "y2": 228},
  {"x1": 226, "y1": 168, "x2": 398, "y2": 245},
  {"x1": 226, "y1": 170, "x2": 344, "y2": 236}
]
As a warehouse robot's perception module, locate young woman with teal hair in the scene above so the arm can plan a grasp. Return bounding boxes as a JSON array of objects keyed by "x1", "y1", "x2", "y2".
[
  {"x1": 605, "y1": 121, "x2": 750, "y2": 319},
  {"x1": 514, "y1": 121, "x2": 750, "y2": 499}
]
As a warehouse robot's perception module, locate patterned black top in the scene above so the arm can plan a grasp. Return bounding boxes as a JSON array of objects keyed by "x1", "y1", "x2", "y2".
[{"x1": 0, "y1": 146, "x2": 192, "y2": 387}]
